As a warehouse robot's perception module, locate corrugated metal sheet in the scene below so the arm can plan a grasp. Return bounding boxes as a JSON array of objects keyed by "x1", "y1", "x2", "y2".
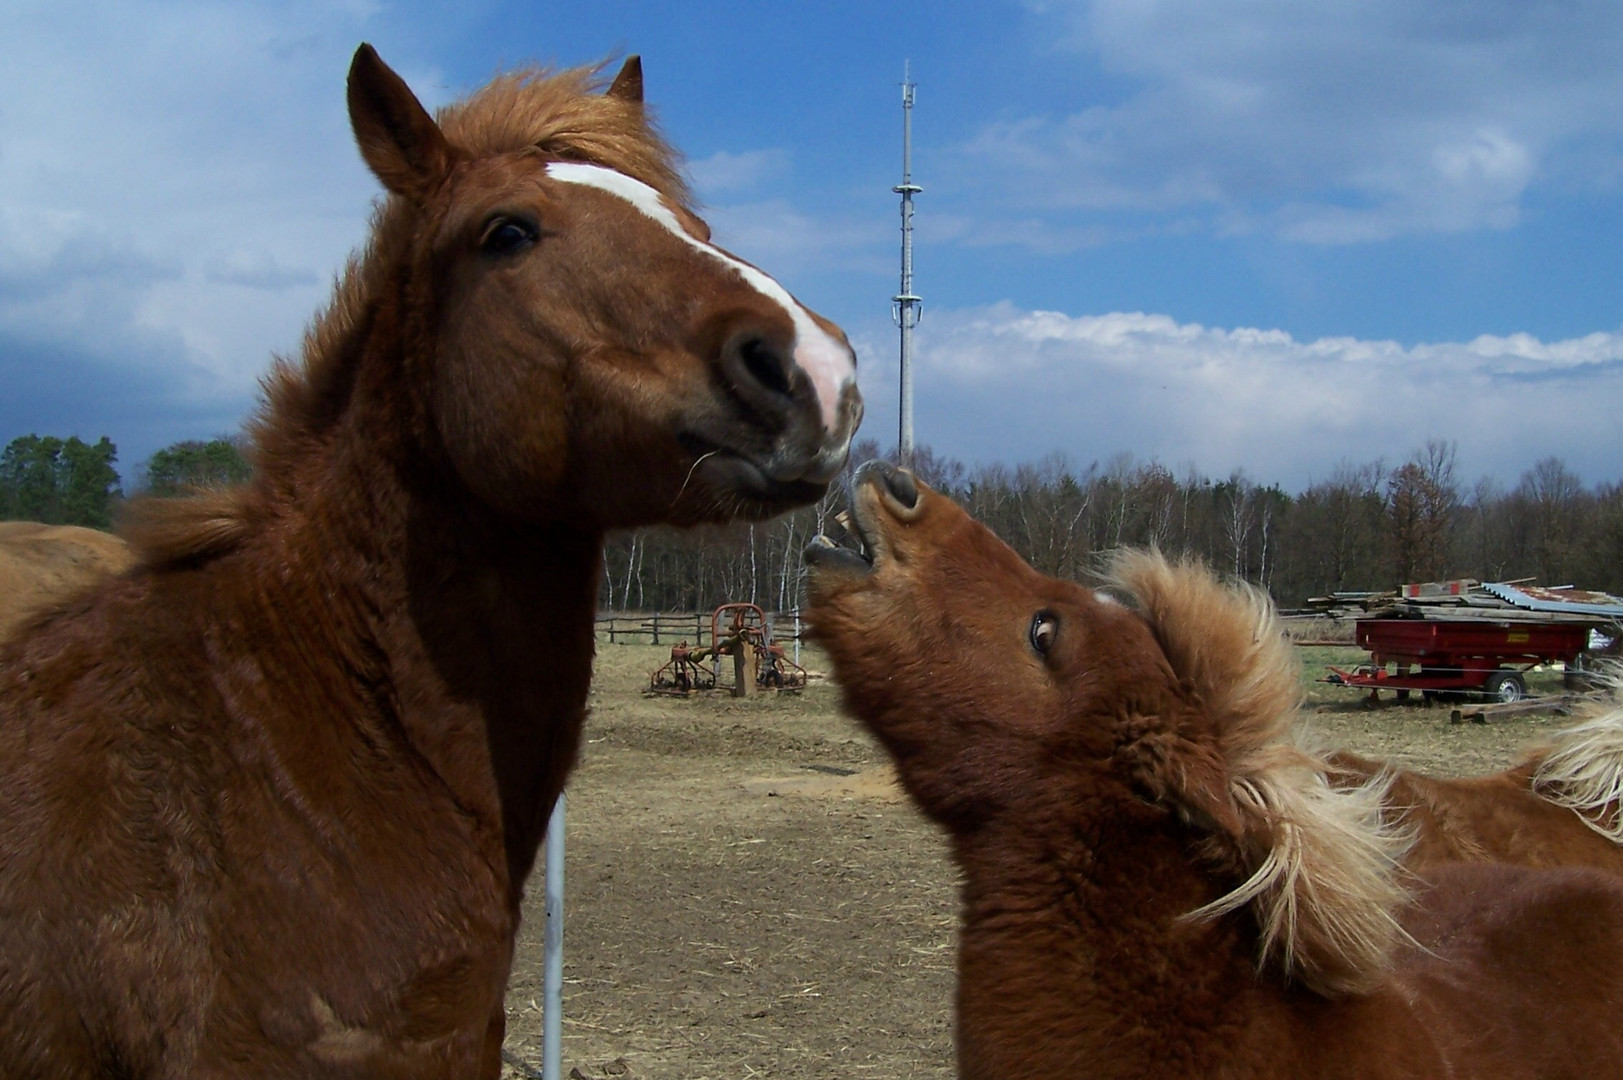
[{"x1": 1481, "y1": 581, "x2": 1623, "y2": 618}]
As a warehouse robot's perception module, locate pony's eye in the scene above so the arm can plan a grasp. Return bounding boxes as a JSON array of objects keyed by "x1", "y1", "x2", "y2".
[
  {"x1": 1030, "y1": 612, "x2": 1059, "y2": 656},
  {"x1": 480, "y1": 216, "x2": 539, "y2": 256}
]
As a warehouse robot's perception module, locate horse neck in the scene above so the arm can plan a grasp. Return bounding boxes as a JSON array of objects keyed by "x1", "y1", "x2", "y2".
[
  {"x1": 949, "y1": 798, "x2": 1288, "y2": 1078},
  {"x1": 261, "y1": 345, "x2": 605, "y2": 908},
  {"x1": 393, "y1": 497, "x2": 604, "y2": 898}
]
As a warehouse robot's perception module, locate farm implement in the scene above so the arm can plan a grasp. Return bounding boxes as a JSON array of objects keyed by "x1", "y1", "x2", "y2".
[
  {"x1": 1320, "y1": 579, "x2": 1622, "y2": 704},
  {"x1": 648, "y1": 602, "x2": 807, "y2": 697}
]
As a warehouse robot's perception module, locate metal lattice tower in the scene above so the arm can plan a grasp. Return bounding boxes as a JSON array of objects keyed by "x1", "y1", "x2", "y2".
[{"x1": 892, "y1": 63, "x2": 922, "y2": 461}]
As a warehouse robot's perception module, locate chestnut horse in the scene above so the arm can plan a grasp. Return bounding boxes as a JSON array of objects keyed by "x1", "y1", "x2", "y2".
[
  {"x1": 1323, "y1": 689, "x2": 1623, "y2": 875},
  {"x1": 805, "y1": 463, "x2": 1623, "y2": 1079},
  {"x1": 0, "y1": 46, "x2": 860, "y2": 1079}
]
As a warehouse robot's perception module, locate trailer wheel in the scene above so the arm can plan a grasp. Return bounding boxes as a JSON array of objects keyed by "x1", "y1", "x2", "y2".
[{"x1": 1483, "y1": 670, "x2": 1527, "y2": 704}]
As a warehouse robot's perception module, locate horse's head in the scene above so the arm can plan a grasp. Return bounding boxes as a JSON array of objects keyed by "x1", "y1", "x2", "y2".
[
  {"x1": 344, "y1": 45, "x2": 861, "y2": 528},
  {"x1": 805, "y1": 464, "x2": 1410, "y2": 994},
  {"x1": 803, "y1": 461, "x2": 1179, "y2": 828}
]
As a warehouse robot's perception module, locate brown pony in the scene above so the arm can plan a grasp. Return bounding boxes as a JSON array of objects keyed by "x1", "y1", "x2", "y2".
[
  {"x1": 0, "y1": 45, "x2": 860, "y2": 1079},
  {"x1": 805, "y1": 463, "x2": 1623, "y2": 1079},
  {"x1": 1323, "y1": 690, "x2": 1623, "y2": 875}
]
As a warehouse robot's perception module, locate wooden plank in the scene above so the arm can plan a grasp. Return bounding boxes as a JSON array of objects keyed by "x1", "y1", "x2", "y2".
[{"x1": 1449, "y1": 694, "x2": 1583, "y2": 725}]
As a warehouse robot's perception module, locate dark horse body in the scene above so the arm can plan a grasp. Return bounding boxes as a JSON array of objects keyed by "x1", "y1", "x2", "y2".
[
  {"x1": 0, "y1": 47, "x2": 859, "y2": 1078},
  {"x1": 805, "y1": 464, "x2": 1623, "y2": 1079}
]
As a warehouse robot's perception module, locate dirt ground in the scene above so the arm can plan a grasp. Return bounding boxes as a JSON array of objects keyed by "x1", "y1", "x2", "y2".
[{"x1": 498, "y1": 637, "x2": 1586, "y2": 1080}]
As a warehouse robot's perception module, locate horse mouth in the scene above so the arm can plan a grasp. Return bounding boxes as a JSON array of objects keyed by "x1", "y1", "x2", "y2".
[
  {"x1": 676, "y1": 386, "x2": 860, "y2": 516},
  {"x1": 674, "y1": 436, "x2": 838, "y2": 515},
  {"x1": 699, "y1": 451, "x2": 830, "y2": 507},
  {"x1": 804, "y1": 528, "x2": 874, "y2": 576},
  {"x1": 803, "y1": 461, "x2": 922, "y2": 577}
]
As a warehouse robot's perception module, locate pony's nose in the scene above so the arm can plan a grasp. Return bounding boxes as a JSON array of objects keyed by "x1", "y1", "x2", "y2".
[
  {"x1": 857, "y1": 460, "x2": 920, "y2": 510},
  {"x1": 882, "y1": 467, "x2": 919, "y2": 509}
]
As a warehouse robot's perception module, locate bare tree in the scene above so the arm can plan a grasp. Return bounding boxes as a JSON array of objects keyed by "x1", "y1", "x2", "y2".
[
  {"x1": 1518, "y1": 457, "x2": 1587, "y2": 583},
  {"x1": 1387, "y1": 440, "x2": 1460, "y2": 584}
]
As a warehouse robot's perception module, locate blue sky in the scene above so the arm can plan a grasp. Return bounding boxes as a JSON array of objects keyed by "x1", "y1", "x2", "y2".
[{"x1": 3, "y1": 0, "x2": 1622, "y2": 491}]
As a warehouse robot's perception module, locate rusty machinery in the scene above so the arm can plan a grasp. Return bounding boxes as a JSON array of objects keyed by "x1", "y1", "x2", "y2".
[{"x1": 648, "y1": 603, "x2": 807, "y2": 696}]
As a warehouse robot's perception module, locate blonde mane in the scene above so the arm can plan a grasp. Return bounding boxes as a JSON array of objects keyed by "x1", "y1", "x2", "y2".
[
  {"x1": 1106, "y1": 549, "x2": 1413, "y2": 996},
  {"x1": 1532, "y1": 668, "x2": 1623, "y2": 842},
  {"x1": 123, "y1": 61, "x2": 687, "y2": 568}
]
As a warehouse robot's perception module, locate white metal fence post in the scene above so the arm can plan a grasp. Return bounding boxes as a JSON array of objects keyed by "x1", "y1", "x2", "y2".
[{"x1": 542, "y1": 792, "x2": 565, "y2": 1080}]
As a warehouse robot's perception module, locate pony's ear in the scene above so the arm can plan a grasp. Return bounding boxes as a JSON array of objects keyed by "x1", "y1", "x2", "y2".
[
  {"x1": 347, "y1": 43, "x2": 455, "y2": 202},
  {"x1": 607, "y1": 55, "x2": 644, "y2": 104}
]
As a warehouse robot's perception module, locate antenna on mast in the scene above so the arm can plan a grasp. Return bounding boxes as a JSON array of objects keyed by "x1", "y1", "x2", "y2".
[{"x1": 892, "y1": 61, "x2": 922, "y2": 463}]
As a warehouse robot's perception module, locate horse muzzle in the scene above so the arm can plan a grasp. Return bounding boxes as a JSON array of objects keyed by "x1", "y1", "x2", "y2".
[{"x1": 803, "y1": 460, "x2": 920, "y2": 577}]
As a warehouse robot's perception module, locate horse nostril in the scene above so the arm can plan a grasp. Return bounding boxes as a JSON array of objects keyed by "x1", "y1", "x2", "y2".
[
  {"x1": 857, "y1": 460, "x2": 921, "y2": 510},
  {"x1": 737, "y1": 336, "x2": 794, "y2": 399},
  {"x1": 886, "y1": 468, "x2": 920, "y2": 509}
]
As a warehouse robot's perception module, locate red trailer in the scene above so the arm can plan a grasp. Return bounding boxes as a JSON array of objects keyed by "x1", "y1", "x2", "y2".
[{"x1": 1327, "y1": 617, "x2": 1591, "y2": 703}]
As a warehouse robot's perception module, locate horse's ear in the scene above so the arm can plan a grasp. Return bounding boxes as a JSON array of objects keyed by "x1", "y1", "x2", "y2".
[
  {"x1": 347, "y1": 43, "x2": 455, "y2": 202},
  {"x1": 607, "y1": 55, "x2": 644, "y2": 104}
]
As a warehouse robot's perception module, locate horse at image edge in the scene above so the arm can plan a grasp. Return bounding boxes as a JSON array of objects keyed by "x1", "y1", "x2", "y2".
[{"x1": 0, "y1": 45, "x2": 859, "y2": 1079}]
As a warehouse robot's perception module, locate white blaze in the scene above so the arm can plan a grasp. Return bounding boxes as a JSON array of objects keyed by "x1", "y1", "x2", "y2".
[{"x1": 545, "y1": 162, "x2": 855, "y2": 431}]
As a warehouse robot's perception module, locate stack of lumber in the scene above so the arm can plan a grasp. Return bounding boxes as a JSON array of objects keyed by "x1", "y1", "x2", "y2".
[{"x1": 1303, "y1": 579, "x2": 1623, "y2": 628}]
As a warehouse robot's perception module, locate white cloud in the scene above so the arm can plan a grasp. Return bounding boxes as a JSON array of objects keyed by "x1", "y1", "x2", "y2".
[
  {"x1": 870, "y1": 302, "x2": 1623, "y2": 487},
  {"x1": 688, "y1": 148, "x2": 791, "y2": 198},
  {"x1": 963, "y1": 1, "x2": 1623, "y2": 244},
  {"x1": 0, "y1": 0, "x2": 393, "y2": 456}
]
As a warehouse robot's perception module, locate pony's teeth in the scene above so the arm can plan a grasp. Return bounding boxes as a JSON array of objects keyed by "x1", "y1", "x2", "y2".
[{"x1": 831, "y1": 509, "x2": 874, "y2": 562}]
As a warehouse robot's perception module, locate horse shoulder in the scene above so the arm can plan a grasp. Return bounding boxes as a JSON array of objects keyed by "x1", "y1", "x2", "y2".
[{"x1": 0, "y1": 563, "x2": 510, "y2": 1075}]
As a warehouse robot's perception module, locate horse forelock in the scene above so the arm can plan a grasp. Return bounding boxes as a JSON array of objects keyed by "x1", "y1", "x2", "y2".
[
  {"x1": 1105, "y1": 549, "x2": 1414, "y2": 996},
  {"x1": 129, "y1": 61, "x2": 689, "y2": 570},
  {"x1": 436, "y1": 63, "x2": 690, "y2": 207}
]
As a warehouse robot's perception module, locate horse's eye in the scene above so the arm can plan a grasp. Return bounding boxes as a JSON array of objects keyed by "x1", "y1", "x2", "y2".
[
  {"x1": 1030, "y1": 612, "x2": 1059, "y2": 656},
  {"x1": 480, "y1": 216, "x2": 539, "y2": 256}
]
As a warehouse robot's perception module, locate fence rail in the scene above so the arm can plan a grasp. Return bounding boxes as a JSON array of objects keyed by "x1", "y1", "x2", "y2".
[{"x1": 595, "y1": 610, "x2": 806, "y2": 646}]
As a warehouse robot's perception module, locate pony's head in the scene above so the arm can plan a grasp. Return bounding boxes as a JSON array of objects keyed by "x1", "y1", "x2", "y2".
[
  {"x1": 264, "y1": 46, "x2": 860, "y2": 531},
  {"x1": 805, "y1": 463, "x2": 1411, "y2": 995}
]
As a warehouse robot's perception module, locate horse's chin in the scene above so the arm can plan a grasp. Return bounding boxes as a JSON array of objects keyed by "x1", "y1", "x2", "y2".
[{"x1": 679, "y1": 452, "x2": 831, "y2": 521}]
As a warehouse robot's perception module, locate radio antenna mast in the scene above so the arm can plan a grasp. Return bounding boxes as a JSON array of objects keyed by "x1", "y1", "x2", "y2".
[{"x1": 892, "y1": 62, "x2": 922, "y2": 462}]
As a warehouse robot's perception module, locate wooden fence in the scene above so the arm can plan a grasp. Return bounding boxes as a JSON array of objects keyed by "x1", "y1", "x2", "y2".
[{"x1": 595, "y1": 610, "x2": 806, "y2": 646}]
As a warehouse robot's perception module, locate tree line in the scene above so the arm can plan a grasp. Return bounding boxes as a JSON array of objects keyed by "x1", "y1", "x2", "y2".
[
  {"x1": 0, "y1": 435, "x2": 249, "y2": 529},
  {"x1": 5, "y1": 432, "x2": 1618, "y2": 610},
  {"x1": 599, "y1": 438, "x2": 1623, "y2": 612}
]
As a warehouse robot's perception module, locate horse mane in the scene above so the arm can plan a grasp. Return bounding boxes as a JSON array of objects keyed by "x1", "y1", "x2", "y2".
[
  {"x1": 1104, "y1": 549, "x2": 1413, "y2": 997},
  {"x1": 123, "y1": 60, "x2": 688, "y2": 569},
  {"x1": 1532, "y1": 668, "x2": 1623, "y2": 841}
]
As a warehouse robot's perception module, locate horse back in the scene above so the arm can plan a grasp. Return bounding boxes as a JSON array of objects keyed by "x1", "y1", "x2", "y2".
[{"x1": 1326, "y1": 750, "x2": 1623, "y2": 874}]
